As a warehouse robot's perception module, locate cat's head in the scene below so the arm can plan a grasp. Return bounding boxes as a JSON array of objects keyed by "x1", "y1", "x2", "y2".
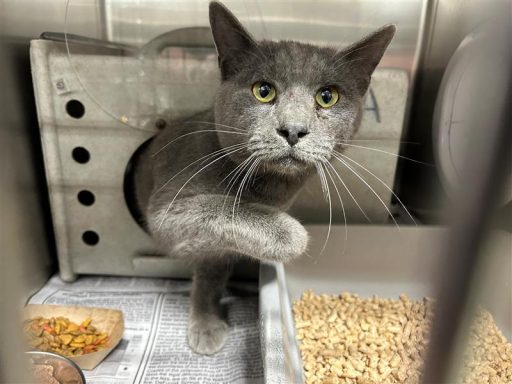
[{"x1": 209, "y1": 1, "x2": 395, "y2": 177}]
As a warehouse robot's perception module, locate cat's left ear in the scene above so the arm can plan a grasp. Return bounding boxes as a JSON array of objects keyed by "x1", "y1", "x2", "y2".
[
  {"x1": 337, "y1": 25, "x2": 396, "y2": 94},
  {"x1": 209, "y1": 1, "x2": 257, "y2": 79}
]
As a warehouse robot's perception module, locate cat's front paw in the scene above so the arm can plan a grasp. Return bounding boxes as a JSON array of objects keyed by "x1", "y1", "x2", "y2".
[
  {"x1": 188, "y1": 315, "x2": 228, "y2": 355},
  {"x1": 268, "y1": 213, "x2": 309, "y2": 263}
]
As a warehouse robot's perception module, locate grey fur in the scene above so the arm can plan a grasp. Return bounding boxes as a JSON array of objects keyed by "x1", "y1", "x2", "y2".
[{"x1": 133, "y1": 1, "x2": 395, "y2": 354}]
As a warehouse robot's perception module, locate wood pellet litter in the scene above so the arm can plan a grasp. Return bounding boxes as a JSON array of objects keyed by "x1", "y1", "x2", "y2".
[{"x1": 293, "y1": 291, "x2": 512, "y2": 384}]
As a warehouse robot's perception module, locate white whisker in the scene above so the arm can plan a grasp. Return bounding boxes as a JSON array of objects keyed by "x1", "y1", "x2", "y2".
[
  {"x1": 336, "y1": 142, "x2": 432, "y2": 166},
  {"x1": 222, "y1": 154, "x2": 255, "y2": 210},
  {"x1": 323, "y1": 163, "x2": 348, "y2": 256},
  {"x1": 221, "y1": 154, "x2": 256, "y2": 218},
  {"x1": 336, "y1": 151, "x2": 417, "y2": 225},
  {"x1": 316, "y1": 163, "x2": 332, "y2": 257},
  {"x1": 332, "y1": 153, "x2": 400, "y2": 229},
  {"x1": 226, "y1": 156, "x2": 256, "y2": 210},
  {"x1": 152, "y1": 129, "x2": 248, "y2": 157},
  {"x1": 157, "y1": 146, "x2": 247, "y2": 230},
  {"x1": 221, "y1": 154, "x2": 254, "y2": 192},
  {"x1": 324, "y1": 160, "x2": 372, "y2": 223},
  {"x1": 250, "y1": 159, "x2": 262, "y2": 187},
  {"x1": 316, "y1": 161, "x2": 328, "y2": 201},
  {"x1": 342, "y1": 139, "x2": 420, "y2": 144},
  {"x1": 231, "y1": 157, "x2": 259, "y2": 251},
  {"x1": 237, "y1": 158, "x2": 261, "y2": 216},
  {"x1": 157, "y1": 142, "x2": 247, "y2": 192},
  {"x1": 184, "y1": 120, "x2": 246, "y2": 132}
]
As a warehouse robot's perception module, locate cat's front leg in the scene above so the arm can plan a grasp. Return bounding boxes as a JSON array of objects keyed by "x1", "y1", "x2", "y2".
[
  {"x1": 147, "y1": 194, "x2": 309, "y2": 263},
  {"x1": 188, "y1": 258, "x2": 231, "y2": 355}
]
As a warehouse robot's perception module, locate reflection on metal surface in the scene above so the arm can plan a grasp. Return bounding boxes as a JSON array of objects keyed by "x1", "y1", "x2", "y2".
[
  {"x1": 101, "y1": 0, "x2": 425, "y2": 74},
  {"x1": 422, "y1": 9, "x2": 512, "y2": 382},
  {"x1": 2, "y1": 0, "x2": 102, "y2": 39},
  {"x1": 26, "y1": 351, "x2": 86, "y2": 384},
  {"x1": 396, "y1": 0, "x2": 511, "y2": 221}
]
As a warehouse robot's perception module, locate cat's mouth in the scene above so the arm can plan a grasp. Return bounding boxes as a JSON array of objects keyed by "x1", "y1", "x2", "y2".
[
  {"x1": 264, "y1": 149, "x2": 316, "y2": 172},
  {"x1": 275, "y1": 152, "x2": 307, "y2": 165}
]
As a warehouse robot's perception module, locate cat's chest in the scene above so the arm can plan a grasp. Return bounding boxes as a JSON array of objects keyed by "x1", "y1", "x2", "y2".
[{"x1": 244, "y1": 174, "x2": 301, "y2": 209}]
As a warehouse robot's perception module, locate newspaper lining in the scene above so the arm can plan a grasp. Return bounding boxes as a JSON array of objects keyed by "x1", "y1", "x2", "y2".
[{"x1": 29, "y1": 275, "x2": 264, "y2": 384}]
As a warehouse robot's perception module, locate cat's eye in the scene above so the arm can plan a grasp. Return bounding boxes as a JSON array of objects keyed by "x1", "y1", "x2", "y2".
[
  {"x1": 315, "y1": 87, "x2": 339, "y2": 108},
  {"x1": 252, "y1": 81, "x2": 276, "y2": 103}
]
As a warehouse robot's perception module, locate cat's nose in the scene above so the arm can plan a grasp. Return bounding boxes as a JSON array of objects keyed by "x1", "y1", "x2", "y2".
[{"x1": 277, "y1": 124, "x2": 309, "y2": 146}]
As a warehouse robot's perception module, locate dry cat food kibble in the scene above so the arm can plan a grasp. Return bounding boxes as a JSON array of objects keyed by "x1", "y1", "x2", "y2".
[
  {"x1": 24, "y1": 316, "x2": 109, "y2": 357},
  {"x1": 293, "y1": 291, "x2": 512, "y2": 384}
]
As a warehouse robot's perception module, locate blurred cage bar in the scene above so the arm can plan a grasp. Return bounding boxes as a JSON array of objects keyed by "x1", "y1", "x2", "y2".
[{"x1": 0, "y1": 0, "x2": 511, "y2": 383}]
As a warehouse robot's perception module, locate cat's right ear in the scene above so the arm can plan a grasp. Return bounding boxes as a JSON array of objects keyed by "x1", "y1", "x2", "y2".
[
  {"x1": 209, "y1": 1, "x2": 257, "y2": 79},
  {"x1": 336, "y1": 24, "x2": 396, "y2": 95}
]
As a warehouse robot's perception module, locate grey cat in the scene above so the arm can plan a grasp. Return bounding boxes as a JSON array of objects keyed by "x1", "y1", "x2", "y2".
[{"x1": 133, "y1": 1, "x2": 395, "y2": 355}]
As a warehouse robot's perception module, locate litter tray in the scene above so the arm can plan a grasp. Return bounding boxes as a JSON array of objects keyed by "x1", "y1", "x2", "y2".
[{"x1": 259, "y1": 225, "x2": 512, "y2": 383}]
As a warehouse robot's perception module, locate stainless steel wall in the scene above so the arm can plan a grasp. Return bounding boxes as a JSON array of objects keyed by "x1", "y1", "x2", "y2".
[
  {"x1": 396, "y1": 0, "x2": 512, "y2": 222},
  {"x1": 0, "y1": 28, "x2": 53, "y2": 384},
  {"x1": 2, "y1": 0, "x2": 102, "y2": 39},
  {"x1": 99, "y1": 0, "x2": 425, "y2": 75}
]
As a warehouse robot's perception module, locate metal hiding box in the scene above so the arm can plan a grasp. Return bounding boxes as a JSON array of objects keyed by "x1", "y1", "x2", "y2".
[{"x1": 30, "y1": 35, "x2": 221, "y2": 281}]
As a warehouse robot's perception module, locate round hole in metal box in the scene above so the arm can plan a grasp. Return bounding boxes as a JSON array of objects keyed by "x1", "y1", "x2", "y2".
[
  {"x1": 77, "y1": 190, "x2": 95, "y2": 206},
  {"x1": 72, "y1": 147, "x2": 90, "y2": 164},
  {"x1": 82, "y1": 230, "x2": 99, "y2": 246},
  {"x1": 66, "y1": 99, "x2": 85, "y2": 119}
]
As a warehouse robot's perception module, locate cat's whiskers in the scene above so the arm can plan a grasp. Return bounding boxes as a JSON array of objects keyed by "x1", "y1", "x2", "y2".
[
  {"x1": 157, "y1": 146, "x2": 248, "y2": 231},
  {"x1": 184, "y1": 120, "x2": 246, "y2": 132},
  {"x1": 222, "y1": 154, "x2": 256, "y2": 216},
  {"x1": 238, "y1": 158, "x2": 263, "y2": 198},
  {"x1": 222, "y1": 150, "x2": 272, "y2": 208},
  {"x1": 231, "y1": 156, "x2": 260, "y2": 252},
  {"x1": 152, "y1": 129, "x2": 248, "y2": 157},
  {"x1": 235, "y1": 157, "x2": 261, "y2": 214},
  {"x1": 332, "y1": 153, "x2": 400, "y2": 229},
  {"x1": 315, "y1": 161, "x2": 327, "y2": 199},
  {"x1": 336, "y1": 142, "x2": 433, "y2": 166},
  {"x1": 222, "y1": 154, "x2": 257, "y2": 200},
  {"x1": 221, "y1": 155, "x2": 254, "y2": 252},
  {"x1": 342, "y1": 139, "x2": 420, "y2": 144},
  {"x1": 316, "y1": 163, "x2": 333, "y2": 257},
  {"x1": 335, "y1": 151, "x2": 417, "y2": 225},
  {"x1": 250, "y1": 160, "x2": 262, "y2": 187},
  {"x1": 323, "y1": 162, "x2": 348, "y2": 256},
  {"x1": 324, "y1": 160, "x2": 371, "y2": 223},
  {"x1": 156, "y1": 142, "x2": 248, "y2": 192},
  {"x1": 220, "y1": 155, "x2": 250, "y2": 189}
]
